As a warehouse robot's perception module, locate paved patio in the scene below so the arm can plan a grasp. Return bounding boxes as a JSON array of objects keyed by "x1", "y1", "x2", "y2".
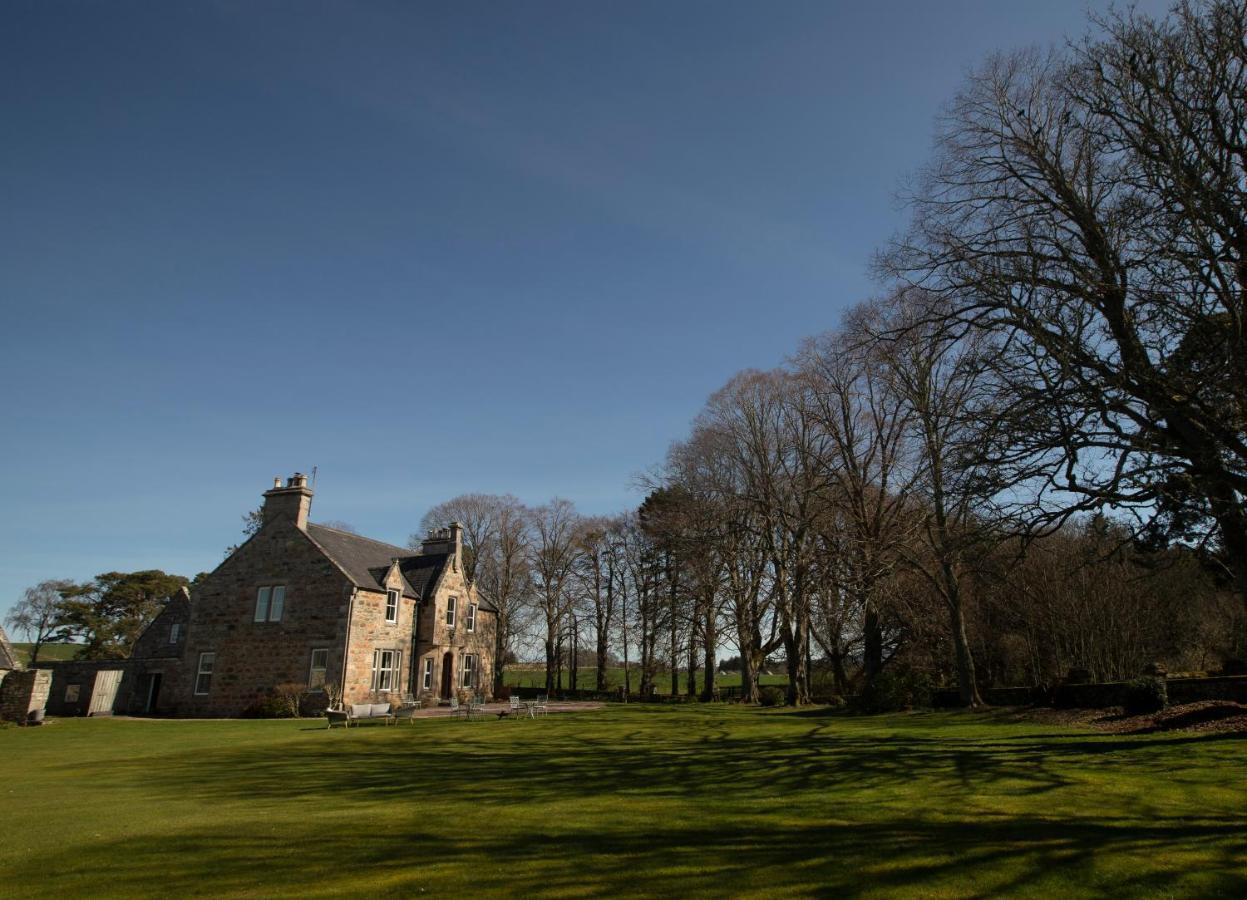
[{"x1": 403, "y1": 700, "x2": 604, "y2": 719}]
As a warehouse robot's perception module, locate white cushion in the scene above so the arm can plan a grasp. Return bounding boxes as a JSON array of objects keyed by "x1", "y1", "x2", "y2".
[
  {"x1": 371, "y1": 703, "x2": 391, "y2": 717},
  {"x1": 350, "y1": 704, "x2": 371, "y2": 717}
]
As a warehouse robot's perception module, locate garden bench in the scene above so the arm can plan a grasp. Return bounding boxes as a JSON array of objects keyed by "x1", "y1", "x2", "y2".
[{"x1": 325, "y1": 702, "x2": 395, "y2": 728}]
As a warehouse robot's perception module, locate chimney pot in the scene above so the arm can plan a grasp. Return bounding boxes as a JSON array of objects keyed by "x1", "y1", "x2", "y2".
[{"x1": 261, "y1": 471, "x2": 314, "y2": 530}]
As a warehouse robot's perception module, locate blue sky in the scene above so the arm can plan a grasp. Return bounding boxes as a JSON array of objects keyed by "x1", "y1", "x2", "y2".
[{"x1": 0, "y1": 0, "x2": 1170, "y2": 624}]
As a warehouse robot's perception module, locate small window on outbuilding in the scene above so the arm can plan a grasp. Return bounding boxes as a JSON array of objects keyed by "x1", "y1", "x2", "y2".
[
  {"x1": 308, "y1": 648, "x2": 329, "y2": 690},
  {"x1": 195, "y1": 652, "x2": 215, "y2": 695}
]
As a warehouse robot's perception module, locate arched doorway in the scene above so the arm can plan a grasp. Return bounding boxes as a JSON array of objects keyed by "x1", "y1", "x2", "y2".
[{"x1": 440, "y1": 652, "x2": 454, "y2": 700}]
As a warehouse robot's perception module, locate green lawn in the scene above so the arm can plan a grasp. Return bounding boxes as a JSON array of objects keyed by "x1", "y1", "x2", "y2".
[
  {"x1": 1, "y1": 706, "x2": 1244, "y2": 897},
  {"x1": 503, "y1": 666, "x2": 788, "y2": 692}
]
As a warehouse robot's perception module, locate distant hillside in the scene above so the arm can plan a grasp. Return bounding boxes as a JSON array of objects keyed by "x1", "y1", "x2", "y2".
[{"x1": 12, "y1": 642, "x2": 81, "y2": 666}]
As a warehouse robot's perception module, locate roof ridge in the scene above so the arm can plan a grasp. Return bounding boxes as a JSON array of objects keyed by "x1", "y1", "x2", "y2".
[{"x1": 307, "y1": 522, "x2": 415, "y2": 557}]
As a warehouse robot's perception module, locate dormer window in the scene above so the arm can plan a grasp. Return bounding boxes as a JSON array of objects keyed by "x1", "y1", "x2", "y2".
[
  {"x1": 254, "y1": 586, "x2": 285, "y2": 622},
  {"x1": 466, "y1": 603, "x2": 477, "y2": 633},
  {"x1": 446, "y1": 596, "x2": 457, "y2": 628},
  {"x1": 385, "y1": 589, "x2": 399, "y2": 623}
]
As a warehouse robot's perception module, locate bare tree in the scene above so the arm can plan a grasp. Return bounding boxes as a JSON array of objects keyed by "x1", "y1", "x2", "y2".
[
  {"x1": 696, "y1": 370, "x2": 821, "y2": 704},
  {"x1": 871, "y1": 289, "x2": 1005, "y2": 705},
  {"x1": 883, "y1": 0, "x2": 1247, "y2": 607},
  {"x1": 6, "y1": 580, "x2": 73, "y2": 665},
  {"x1": 796, "y1": 316, "x2": 915, "y2": 690},
  {"x1": 317, "y1": 520, "x2": 357, "y2": 534},
  {"x1": 529, "y1": 498, "x2": 582, "y2": 694}
]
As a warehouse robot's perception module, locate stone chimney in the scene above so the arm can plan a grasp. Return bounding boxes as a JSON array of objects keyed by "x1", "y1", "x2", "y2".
[
  {"x1": 262, "y1": 473, "x2": 313, "y2": 530},
  {"x1": 420, "y1": 522, "x2": 463, "y2": 560}
]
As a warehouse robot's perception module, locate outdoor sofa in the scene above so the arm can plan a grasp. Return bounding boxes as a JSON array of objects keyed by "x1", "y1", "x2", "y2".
[{"x1": 325, "y1": 702, "x2": 397, "y2": 728}]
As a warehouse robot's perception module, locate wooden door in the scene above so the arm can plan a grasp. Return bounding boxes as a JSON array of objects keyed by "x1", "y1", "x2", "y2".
[
  {"x1": 89, "y1": 669, "x2": 122, "y2": 716},
  {"x1": 440, "y1": 652, "x2": 454, "y2": 700}
]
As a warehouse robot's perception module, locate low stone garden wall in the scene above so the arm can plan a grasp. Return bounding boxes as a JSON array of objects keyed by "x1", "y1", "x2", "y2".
[{"x1": 933, "y1": 675, "x2": 1247, "y2": 709}]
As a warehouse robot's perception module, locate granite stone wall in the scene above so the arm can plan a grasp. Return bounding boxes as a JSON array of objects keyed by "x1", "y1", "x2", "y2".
[
  {"x1": 178, "y1": 520, "x2": 350, "y2": 717},
  {"x1": 411, "y1": 559, "x2": 496, "y2": 703}
]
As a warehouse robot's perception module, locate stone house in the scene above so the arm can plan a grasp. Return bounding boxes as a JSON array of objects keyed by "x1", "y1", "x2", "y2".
[{"x1": 153, "y1": 474, "x2": 496, "y2": 717}]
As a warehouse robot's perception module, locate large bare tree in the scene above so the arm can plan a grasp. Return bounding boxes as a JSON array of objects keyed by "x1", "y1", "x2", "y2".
[
  {"x1": 883, "y1": 0, "x2": 1247, "y2": 607},
  {"x1": 529, "y1": 498, "x2": 582, "y2": 694}
]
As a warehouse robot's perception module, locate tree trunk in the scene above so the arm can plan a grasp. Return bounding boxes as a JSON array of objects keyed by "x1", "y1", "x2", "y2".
[
  {"x1": 701, "y1": 611, "x2": 717, "y2": 702},
  {"x1": 493, "y1": 611, "x2": 508, "y2": 695},
  {"x1": 863, "y1": 604, "x2": 883, "y2": 687},
  {"x1": 829, "y1": 635, "x2": 848, "y2": 696},
  {"x1": 944, "y1": 565, "x2": 983, "y2": 707},
  {"x1": 670, "y1": 616, "x2": 680, "y2": 698},
  {"x1": 544, "y1": 635, "x2": 555, "y2": 695},
  {"x1": 685, "y1": 629, "x2": 695, "y2": 698}
]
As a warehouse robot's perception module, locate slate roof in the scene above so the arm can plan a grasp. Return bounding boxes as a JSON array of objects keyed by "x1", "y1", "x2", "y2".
[
  {"x1": 303, "y1": 522, "x2": 497, "y2": 613},
  {"x1": 0, "y1": 622, "x2": 19, "y2": 670},
  {"x1": 305, "y1": 523, "x2": 430, "y2": 598}
]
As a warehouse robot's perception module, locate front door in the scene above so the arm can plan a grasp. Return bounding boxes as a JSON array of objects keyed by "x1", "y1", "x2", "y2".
[{"x1": 440, "y1": 652, "x2": 454, "y2": 700}]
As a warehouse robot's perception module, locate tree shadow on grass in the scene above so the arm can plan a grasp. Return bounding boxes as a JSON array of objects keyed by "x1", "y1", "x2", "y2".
[
  {"x1": 27, "y1": 709, "x2": 1247, "y2": 897},
  {"x1": 10, "y1": 808, "x2": 1247, "y2": 898},
  {"x1": 93, "y1": 725, "x2": 1087, "y2": 807},
  {"x1": 79, "y1": 707, "x2": 1247, "y2": 814}
]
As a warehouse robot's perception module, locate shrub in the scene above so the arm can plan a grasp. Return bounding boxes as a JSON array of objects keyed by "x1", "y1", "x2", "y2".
[
  {"x1": 1123, "y1": 676, "x2": 1168, "y2": 715},
  {"x1": 241, "y1": 683, "x2": 308, "y2": 719},
  {"x1": 853, "y1": 669, "x2": 934, "y2": 713},
  {"x1": 758, "y1": 685, "x2": 786, "y2": 707}
]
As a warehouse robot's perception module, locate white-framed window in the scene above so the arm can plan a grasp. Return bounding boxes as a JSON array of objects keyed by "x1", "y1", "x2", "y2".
[
  {"x1": 370, "y1": 649, "x2": 401, "y2": 693},
  {"x1": 461, "y1": 653, "x2": 476, "y2": 688},
  {"x1": 422, "y1": 657, "x2": 433, "y2": 691},
  {"x1": 385, "y1": 589, "x2": 399, "y2": 623},
  {"x1": 308, "y1": 648, "x2": 329, "y2": 690},
  {"x1": 169, "y1": 623, "x2": 181, "y2": 643},
  {"x1": 195, "y1": 652, "x2": 215, "y2": 695},
  {"x1": 465, "y1": 603, "x2": 477, "y2": 633},
  {"x1": 254, "y1": 585, "x2": 285, "y2": 622},
  {"x1": 446, "y1": 596, "x2": 457, "y2": 628}
]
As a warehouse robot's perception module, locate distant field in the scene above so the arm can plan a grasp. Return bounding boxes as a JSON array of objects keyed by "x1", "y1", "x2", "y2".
[
  {"x1": 503, "y1": 666, "x2": 788, "y2": 692},
  {"x1": 11, "y1": 642, "x2": 80, "y2": 665}
]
